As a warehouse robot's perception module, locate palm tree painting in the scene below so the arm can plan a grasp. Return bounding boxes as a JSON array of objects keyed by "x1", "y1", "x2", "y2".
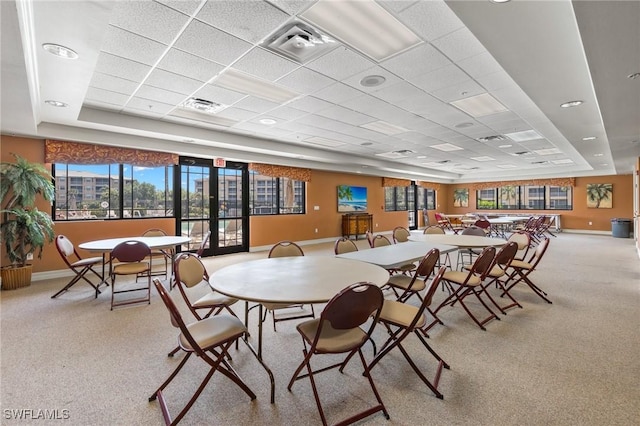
[
  {"x1": 586, "y1": 183, "x2": 613, "y2": 208},
  {"x1": 453, "y1": 188, "x2": 469, "y2": 207},
  {"x1": 338, "y1": 185, "x2": 367, "y2": 212}
]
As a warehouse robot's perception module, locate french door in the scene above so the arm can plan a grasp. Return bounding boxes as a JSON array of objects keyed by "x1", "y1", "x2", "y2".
[{"x1": 176, "y1": 157, "x2": 249, "y2": 256}]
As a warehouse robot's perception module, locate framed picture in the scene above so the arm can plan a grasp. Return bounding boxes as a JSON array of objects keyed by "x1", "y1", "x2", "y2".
[
  {"x1": 586, "y1": 183, "x2": 613, "y2": 208},
  {"x1": 337, "y1": 185, "x2": 367, "y2": 212},
  {"x1": 453, "y1": 188, "x2": 469, "y2": 207}
]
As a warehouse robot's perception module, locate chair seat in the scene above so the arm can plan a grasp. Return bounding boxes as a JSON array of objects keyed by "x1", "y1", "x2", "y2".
[
  {"x1": 509, "y1": 259, "x2": 533, "y2": 270},
  {"x1": 180, "y1": 314, "x2": 246, "y2": 351},
  {"x1": 387, "y1": 275, "x2": 426, "y2": 292},
  {"x1": 297, "y1": 319, "x2": 367, "y2": 353},
  {"x1": 192, "y1": 292, "x2": 237, "y2": 309},
  {"x1": 113, "y1": 262, "x2": 149, "y2": 275},
  {"x1": 380, "y1": 300, "x2": 425, "y2": 329},
  {"x1": 70, "y1": 256, "x2": 103, "y2": 268},
  {"x1": 443, "y1": 270, "x2": 482, "y2": 286}
]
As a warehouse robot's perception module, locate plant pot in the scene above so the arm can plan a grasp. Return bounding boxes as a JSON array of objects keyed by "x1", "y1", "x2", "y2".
[{"x1": 1, "y1": 265, "x2": 32, "y2": 290}]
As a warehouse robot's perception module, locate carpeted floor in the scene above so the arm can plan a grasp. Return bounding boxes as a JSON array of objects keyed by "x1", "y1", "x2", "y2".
[{"x1": 1, "y1": 233, "x2": 638, "y2": 425}]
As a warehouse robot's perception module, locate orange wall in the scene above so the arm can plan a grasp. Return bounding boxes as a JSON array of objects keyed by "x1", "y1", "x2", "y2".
[
  {"x1": 444, "y1": 176, "x2": 634, "y2": 232},
  {"x1": 1, "y1": 134, "x2": 636, "y2": 275}
]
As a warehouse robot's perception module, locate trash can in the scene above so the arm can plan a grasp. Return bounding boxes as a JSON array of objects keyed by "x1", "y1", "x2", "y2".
[{"x1": 611, "y1": 218, "x2": 631, "y2": 238}]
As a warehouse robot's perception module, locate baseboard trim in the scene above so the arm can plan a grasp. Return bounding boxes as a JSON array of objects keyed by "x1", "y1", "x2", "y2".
[{"x1": 562, "y1": 229, "x2": 617, "y2": 236}]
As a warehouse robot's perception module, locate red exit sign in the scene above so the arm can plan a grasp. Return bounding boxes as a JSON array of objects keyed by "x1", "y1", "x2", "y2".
[{"x1": 214, "y1": 158, "x2": 226, "y2": 167}]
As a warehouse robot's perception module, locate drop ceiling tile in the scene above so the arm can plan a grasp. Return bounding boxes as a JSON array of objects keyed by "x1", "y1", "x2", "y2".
[
  {"x1": 84, "y1": 87, "x2": 129, "y2": 106},
  {"x1": 475, "y1": 70, "x2": 518, "y2": 91},
  {"x1": 174, "y1": 20, "x2": 251, "y2": 65},
  {"x1": 409, "y1": 64, "x2": 469, "y2": 93},
  {"x1": 93, "y1": 53, "x2": 151, "y2": 83},
  {"x1": 315, "y1": 105, "x2": 373, "y2": 126},
  {"x1": 158, "y1": 49, "x2": 225, "y2": 82},
  {"x1": 156, "y1": 0, "x2": 202, "y2": 16},
  {"x1": 457, "y1": 51, "x2": 504, "y2": 79},
  {"x1": 371, "y1": 81, "x2": 422, "y2": 104},
  {"x1": 266, "y1": 0, "x2": 313, "y2": 15},
  {"x1": 394, "y1": 91, "x2": 447, "y2": 116},
  {"x1": 267, "y1": 106, "x2": 309, "y2": 121},
  {"x1": 276, "y1": 67, "x2": 334, "y2": 94},
  {"x1": 109, "y1": 1, "x2": 190, "y2": 45},
  {"x1": 121, "y1": 107, "x2": 165, "y2": 119},
  {"x1": 83, "y1": 99, "x2": 123, "y2": 111},
  {"x1": 101, "y1": 26, "x2": 168, "y2": 66},
  {"x1": 287, "y1": 96, "x2": 333, "y2": 113},
  {"x1": 381, "y1": 44, "x2": 450, "y2": 79},
  {"x1": 313, "y1": 82, "x2": 364, "y2": 104},
  {"x1": 135, "y1": 84, "x2": 188, "y2": 105},
  {"x1": 430, "y1": 79, "x2": 485, "y2": 103},
  {"x1": 378, "y1": 0, "x2": 418, "y2": 14},
  {"x1": 215, "y1": 107, "x2": 258, "y2": 121},
  {"x1": 193, "y1": 84, "x2": 247, "y2": 106},
  {"x1": 146, "y1": 69, "x2": 204, "y2": 95},
  {"x1": 233, "y1": 96, "x2": 281, "y2": 113},
  {"x1": 398, "y1": 0, "x2": 464, "y2": 42},
  {"x1": 432, "y1": 27, "x2": 487, "y2": 62},
  {"x1": 306, "y1": 47, "x2": 376, "y2": 81},
  {"x1": 196, "y1": 0, "x2": 290, "y2": 43},
  {"x1": 233, "y1": 48, "x2": 300, "y2": 81},
  {"x1": 126, "y1": 97, "x2": 175, "y2": 115},
  {"x1": 89, "y1": 72, "x2": 139, "y2": 96}
]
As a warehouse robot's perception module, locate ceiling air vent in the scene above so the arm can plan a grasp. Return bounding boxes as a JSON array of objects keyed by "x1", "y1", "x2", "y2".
[
  {"x1": 476, "y1": 135, "x2": 505, "y2": 142},
  {"x1": 375, "y1": 149, "x2": 415, "y2": 159},
  {"x1": 181, "y1": 98, "x2": 227, "y2": 114},
  {"x1": 262, "y1": 20, "x2": 338, "y2": 64},
  {"x1": 512, "y1": 151, "x2": 532, "y2": 156}
]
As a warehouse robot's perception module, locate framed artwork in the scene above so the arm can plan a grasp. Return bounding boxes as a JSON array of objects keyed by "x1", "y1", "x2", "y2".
[
  {"x1": 337, "y1": 185, "x2": 367, "y2": 212},
  {"x1": 586, "y1": 183, "x2": 613, "y2": 208},
  {"x1": 453, "y1": 188, "x2": 469, "y2": 207}
]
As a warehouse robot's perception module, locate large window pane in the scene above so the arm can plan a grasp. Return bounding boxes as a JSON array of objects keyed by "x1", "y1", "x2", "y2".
[
  {"x1": 498, "y1": 185, "x2": 519, "y2": 209},
  {"x1": 249, "y1": 171, "x2": 305, "y2": 215},
  {"x1": 546, "y1": 186, "x2": 572, "y2": 209},
  {"x1": 477, "y1": 189, "x2": 497, "y2": 209}
]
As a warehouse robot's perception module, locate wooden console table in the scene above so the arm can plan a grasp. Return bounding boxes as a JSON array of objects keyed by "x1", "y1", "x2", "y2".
[{"x1": 342, "y1": 213, "x2": 373, "y2": 240}]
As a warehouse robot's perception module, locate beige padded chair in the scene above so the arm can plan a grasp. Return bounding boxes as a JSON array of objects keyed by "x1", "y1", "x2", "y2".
[
  {"x1": 391, "y1": 226, "x2": 417, "y2": 274},
  {"x1": 334, "y1": 236, "x2": 358, "y2": 255},
  {"x1": 368, "y1": 267, "x2": 449, "y2": 399},
  {"x1": 287, "y1": 282, "x2": 388, "y2": 426},
  {"x1": 504, "y1": 237, "x2": 552, "y2": 303},
  {"x1": 150, "y1": 279, "x2": 269, "y2": 425},
  {"x1": 423, "y1": 226, "x2": 452, "y2": 269},
  {"x1": 431, "y1": 246, "x2": 499, "y2": 331},
  {"x1": 263, "y1": 241, "x2": 315, "y2": 331},
  {"x1": 109, "y1": 240, "x2": 151, "y2": 310},
  {"x1": 52, "y1": 234, "x2": 105, "y2": 299},
  {"x1": 480, "y1": 241, "x2": 522, "y2": 313},
  {"x1": 507, "y1": 230, "x2": 531, "y2": 261},
  {"x1": 141, "y1": 228, "x2": 172, "y2": 279}
]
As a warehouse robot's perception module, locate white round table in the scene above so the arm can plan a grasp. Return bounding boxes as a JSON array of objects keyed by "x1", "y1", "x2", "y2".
[
  {"x1": 79, "y1": 236, "x2": 191, "y2": 252},
  {"x1": 408, "y1": 234, "x2": 507, "y2": 248}
]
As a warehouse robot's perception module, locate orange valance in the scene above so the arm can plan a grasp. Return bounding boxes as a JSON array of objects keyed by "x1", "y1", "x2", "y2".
[
  {"x1": 382, "y1": 177, "x2": 411, "y2": 187},
  {"x1": 469, "y1": 177, "x2": 575, "y2": 190},
  {"x1": 418, "y1": 181, "x2": 442, "y2": 191},
  {"x1": 249, "y1": 163, "x2": 311, "y2": 182},
  {"x1": 45, "y1": 140, "x2": 178, "y2": 166}
]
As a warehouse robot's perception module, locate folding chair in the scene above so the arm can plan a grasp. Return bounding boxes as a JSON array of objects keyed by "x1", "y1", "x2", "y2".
[
  {"x1": 52, "y1": 235, "x2": 105, "y2": 298},
  {"x1": 503, "y1": 237, "x2": 552, "y2": 303},
  {"x1": 391, "y1": 226, "x2": 417, "y2": 274},
  {"x1": 431, "y1": 246, "x2": 499, "y2": 330},
  {"x1": 109, "y1": 240, "x2": 151, "y2": 310},
  {"x1": 150, "y1": 279, "x2": 267, "y2": 425},
  {"x1": 479, "y1": 242, "x2": 522, "y2": 313},
  {"x1": 368, "y1": 267, "x2": 449, "y2": 398},
  {"x1": 287, "y1": 282, "x2": 389, "y2": 426},
  {"x1": 141, "y1": 228, "x2": 173, "y2": 279},
  {"x1": 334, "y1": 237, "x2": 358, "y2": 255}
]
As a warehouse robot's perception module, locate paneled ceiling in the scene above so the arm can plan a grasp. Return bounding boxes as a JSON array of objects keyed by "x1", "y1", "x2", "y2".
[{"x1": 1, "y1": 0, "x2": 639, "y2": 183}]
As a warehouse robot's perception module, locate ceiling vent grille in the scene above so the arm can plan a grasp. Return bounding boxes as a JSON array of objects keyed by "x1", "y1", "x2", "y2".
[
  {"x1": 262, "y1": 20, "x2": 338, "y2": 64},
  {"x1": 476, "y1": 135, "x2": 505, "y2": 142},
  {"x1": 181, "y1": 98, "x2": 227, "y2": 114}
]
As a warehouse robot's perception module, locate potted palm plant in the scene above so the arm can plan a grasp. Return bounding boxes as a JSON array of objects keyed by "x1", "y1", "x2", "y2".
[{"x1": 0, "y1": 153, "x2": 55, "y2": 290}]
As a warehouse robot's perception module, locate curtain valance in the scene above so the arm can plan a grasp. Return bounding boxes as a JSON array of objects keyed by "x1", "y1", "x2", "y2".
[
  {"x1": 418, "y1": 181, "x2": 442, "y2": 191},
  {"x1": 45, "y1": 140, "x2": 178, "y2": 166},
  {"x1": 248, "y1": 163, "x2": 312, "y2": 182},
  {"x1": 382, "y1": 177, "x2": 411, "y2": 187},
  {"x1": 469, "y1": 177, "x2": 575, "y2": 190}
]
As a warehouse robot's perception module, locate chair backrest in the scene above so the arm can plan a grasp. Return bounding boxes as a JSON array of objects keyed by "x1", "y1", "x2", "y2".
[
  {"x1": 408, "y1": 266, "x2": 447, "y2": 329},
  {"x1": 414, "y1": 248, "x2": 440, "y2": 279},
  {"x1": 491, "y1": 242, "x2": 518, "y2": 274},
  {"x1": 461, "y1": 226, "x2": 486, "y2": 237},
  {"x1": 142, "y1": 228, "x2": 167, "y2": 237},
  {"x1": 473, "y1": 219, "x2": 491, "y2": 230},
  {"x1": 525, "y1": 237, "x2": 550, "y2": 269},
  {"x1": 321, "y1": 282, "x2": 383, "y2": 331},
  {"x1": 268, "y1": 240, "x2": 304, "y2": 258},
  {"x1": 507, "y1": 231, "x2": 531, "y2": 259},
  {"x1": 423, "y1": 226, "x2": 445, "y2": 234},
  {"x1": 55, "y1": 235, "x2": 78, "y2": 266},
  {"x1": 371, "y1": 235, "x2": 392, "y2": 248},
  {"x1": 111, "y1": 240, "x2": 150, "y2": 263},
  {"x1": 334, "y1": 237, "x2": 358, "y2": 255},
  {"x1": 196, "y1": 230, "x2": 212, "y2": 257},
  {"x1": 467, "y1": 246, "x2": 497, "y2": 281},
  {"x1": 392, "y1": 226, "x2": 411, "y2": 243},
  {"x1": 175, "y1": 253, "x2": 208, "y2": 289}
]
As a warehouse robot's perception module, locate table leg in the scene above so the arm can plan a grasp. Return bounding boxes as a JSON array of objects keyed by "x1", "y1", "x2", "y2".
[{"x1": 240, "y1": 302, "x2": 275, "y2": 403}]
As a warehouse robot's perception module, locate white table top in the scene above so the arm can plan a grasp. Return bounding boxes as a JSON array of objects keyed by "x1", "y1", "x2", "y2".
[
  {"x1": 336, "y1": 241, "x2": 456, "y2": 269},
  {"x1": 209, "y1": 257, "x2": 390, "y2": 304},
  {"x1": 408, "y1": 234, "x2": 507, "y2": 248},
  {"x1": 79, "y1": 236, "x2": 191, "y2": 252}
]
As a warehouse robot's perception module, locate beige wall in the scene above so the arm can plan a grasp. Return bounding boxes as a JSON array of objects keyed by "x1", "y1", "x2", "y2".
[{"x1": 1, "y1": 135, "x2": 636, "y2": 275}]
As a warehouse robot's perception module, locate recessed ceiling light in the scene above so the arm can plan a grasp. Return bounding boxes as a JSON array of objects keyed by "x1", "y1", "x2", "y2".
[
  {"x1": 593, "y1": 153, "x2": 604, "y2": 157},
  {"x1": 44, "y1": 100, "x2": 68, "y2": 107},
  {"x1": 360, "y1": 120, "x2": 408, "y2": 135},
  {"x1": 42, "y1": 43, "x2": 78, "y2": 59},
  {"x1": 498, "y1": 144, "x2": 512, "y2": 148},
  {"x1": 430, "y1": 143, "x2": 463, "y2": 152},
  {"x1": 496, "y1": 164, "x2": 518, "y2": 169},
  {"x1": 534, "y1": 148, "x2": 562, "y2": 155},
  {"x1": 214, "y1": 69, "x2": 299, "y2": 103},
  {"x1": 416, "y1": 155, "x2": 427, "y2": 159},
  {"x1": 551, "y1": 159, "x2": 574, "y2": 164},
  {"x1": 582, "y1": 136, "x2": 597, "y2": 141},
  {"x1": 451, "y1": 93, "x2": 508, "y2": 117},
  {"x1": 259, "y1": 118, "x2": 277, "y2": 125},
  {"x1": 360, "y1": 75, "x2": 386, "y2": 87},
  {"x1": 560, "y1": 100, "x2": 583, "y2": 108},
  {"x1": 470, "y1": 156, "x2": 495, "y2": 162},
  {"x1": 490, "y1": 0, "x2": 511, "y2": 3},
  {"x1": 300, "y1": 0, "x2": 421, "y2": 61},
  {"x1": 504, "y1": 130, "x2": 542, "y2": 142}
]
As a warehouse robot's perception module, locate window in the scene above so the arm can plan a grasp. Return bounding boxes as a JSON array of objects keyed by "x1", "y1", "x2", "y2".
[
  {"x1": 249, "y1": 171, "x2": 305, "y2": 215},
  {"x1": 417, "y1": 186, "x2": 436, "y2": 210},
  {"x1": 53, "y1": 163, "x2": 174, "y2": 220},
  {"x1": 476, "y1": 185, "x2": 572, "y2": 210},
  {"x1": 384, "y1": 187, "x2": 408, "y2": 211}
]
